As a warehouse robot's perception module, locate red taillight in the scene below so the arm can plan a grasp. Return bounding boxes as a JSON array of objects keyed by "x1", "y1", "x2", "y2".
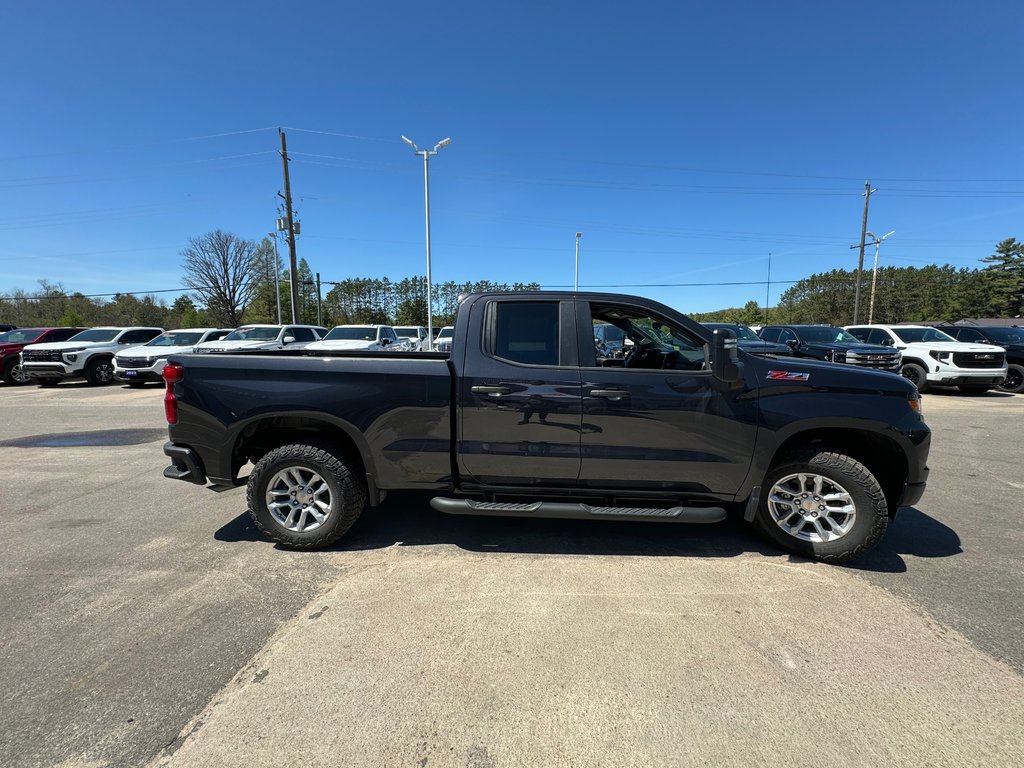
[{"x1": 162, "y1": 363, "x2": 184, "y2": 424}]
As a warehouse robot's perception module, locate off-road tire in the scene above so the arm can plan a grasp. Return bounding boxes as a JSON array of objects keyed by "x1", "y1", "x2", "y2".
[
  {"x1": 900, "y1": 362, "x2": 929, "y2": 392},
  {"x1": 247, "y1": 441, "x2": 367, "y2": 549},
  {"x1": 753, "y1": 447, "x2": 889, "y2": 564},
  {"x1": 84, "y1": 357, "x2": 115, "y2": 386},
  {"x1": 997, "y1": 364, "x2": 1024, "y2": 394},
  {"x1": 2, "y1": 357, "x2": 30, "y2": 385}
]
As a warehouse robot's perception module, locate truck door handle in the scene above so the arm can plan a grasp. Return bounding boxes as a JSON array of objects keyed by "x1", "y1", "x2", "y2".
[
  {"x1": 471, "y1": 385, "x2": 511, "y2": 396},
  {"x1": 590, "y1": 389, "x2": 629, "y2": 400}
]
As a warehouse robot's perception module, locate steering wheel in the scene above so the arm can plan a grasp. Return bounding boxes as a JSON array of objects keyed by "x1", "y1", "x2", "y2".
[{"x1": 660, "y1": 350, "x2": 681, "y2": 369}]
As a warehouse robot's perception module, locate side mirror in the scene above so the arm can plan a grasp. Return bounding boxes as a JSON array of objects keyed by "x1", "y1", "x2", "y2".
[
  {"x1": 381, "y1": 337, "x2": 391, "y2": 346},
  {"x1": 785, "y1": 339, "x2": 799, "y2": 350},
  {"x1": 711, "y1": 328, "x2": 742, "y2": 384},
  {"x1": 282, "y1": 336, "x2": 296, "y2": 345}
]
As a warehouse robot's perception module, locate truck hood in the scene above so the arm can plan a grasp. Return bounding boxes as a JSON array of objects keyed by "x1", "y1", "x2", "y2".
[
  {"x1": 194, "y1": 339, "x2": 280, "y2": 352},
  {"x1": 306, "y1": 339, "x2": 377, "y2": 350},
  {"x1": 751, "y1": 355, "x2": 912, "y2": 394},
  {"x1": 896, "y1": 341, "x2": 1004, "y2": 353},
  {"x1": 801, "y1": 342, "x2": 899, "y2": 354},
  {"x1": 115, "y1": 344, "x2": 193, "y2": 359},
  {"x1": 21, "y1": 340, "x2": 109, "y2": 351}
]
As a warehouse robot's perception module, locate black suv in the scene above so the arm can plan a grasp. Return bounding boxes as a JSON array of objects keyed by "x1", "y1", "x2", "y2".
[
  {"x1": 758, "y1": 325, "x2": 901, "y2": 371},
  {"x1": 702, "y1": 323, "x2": 792, "y2": 357},
  {"x1": 934, "y1": 324, "x2": 1024, "y2": 393}
]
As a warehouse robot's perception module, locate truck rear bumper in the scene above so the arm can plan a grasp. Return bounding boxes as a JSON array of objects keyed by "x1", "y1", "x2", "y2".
[{"x1": 163, "y1": 442, "x2": 207, "y2": 485}]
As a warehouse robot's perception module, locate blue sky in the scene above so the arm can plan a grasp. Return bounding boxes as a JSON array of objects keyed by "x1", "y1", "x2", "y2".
[{"x1": 2, "y1": 1, "x2": 1022, "y2": 314}]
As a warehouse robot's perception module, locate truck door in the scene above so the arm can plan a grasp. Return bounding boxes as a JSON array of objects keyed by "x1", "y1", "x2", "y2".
[
  {"x1": 575, "y1": 299, "x2": 758, "y2": 496},
  {"x1": 457, "y1": 298, "x2": 582, "y2": 487}
]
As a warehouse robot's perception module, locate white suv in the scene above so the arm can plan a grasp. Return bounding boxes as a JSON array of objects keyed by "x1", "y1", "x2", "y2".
[
  {"x1": 306, "y1": 324, "x2": 411, "y2": 352},
  {"x1": 21, "y1": 327, "x2": 164, "y2": 386},
  {"x1": 192, "y1": 324, "x2": 327, "y2": 353},
  {"x1": 114, "y1": 328, "x2": 233, "y2": 386},
  {"x1": 393, "y1": 325, "x2": 428, "y2": 351},
  {"x1": 844, "y1": 324, "x2": 1007, "y2": 393}
]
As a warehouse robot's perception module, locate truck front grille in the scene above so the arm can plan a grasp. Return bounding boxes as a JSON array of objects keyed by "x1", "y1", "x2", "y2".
[
  {"x1": 118, "y1": 357, "x2": 152, "y2": 368},
  {"x1": 953, "y1": 352, "x2": 1005, "y2": 369},
  {"x1": 22, "y1": 350, "x2": 62, "y2": 362},
  {"x1": 846, "y1": 351, "x2": 901, "y2": 371}
]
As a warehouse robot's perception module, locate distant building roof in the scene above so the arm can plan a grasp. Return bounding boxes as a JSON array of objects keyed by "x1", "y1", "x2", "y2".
[{"x1": 915, "y1": 317, "x2": 1023, "y2": 327}]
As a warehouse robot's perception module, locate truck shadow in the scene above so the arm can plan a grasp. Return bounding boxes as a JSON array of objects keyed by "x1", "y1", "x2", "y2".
[{"x1": 215, "y1": 495, "x2": 960, "y2": 572}]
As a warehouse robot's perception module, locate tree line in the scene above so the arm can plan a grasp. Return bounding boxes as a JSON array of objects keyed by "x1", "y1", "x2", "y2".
[{"x1": 2, "y1": 231, "x2": 1020, "y2": 330}]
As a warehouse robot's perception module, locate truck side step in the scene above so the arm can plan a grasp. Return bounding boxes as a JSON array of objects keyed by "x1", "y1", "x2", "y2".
[{"x1": 429, "y1": 497, "x2": 726, "y2": 523}]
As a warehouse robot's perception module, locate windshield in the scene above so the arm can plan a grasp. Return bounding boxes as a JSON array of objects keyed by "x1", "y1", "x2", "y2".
[
  {"x1": 68, "y1": 329, "x2": 120, "y2": 342},
  {"x1": 393, "y1": 327, "x2": 420, "y2": 337},
  {"x1": 706, "y1": 323, "x2": 759, "y2": 341},
  {"x1": 892, "y1": 327, "x2": 957, "y2": 343},
  {"x1": 979, "y1": 328, "x2": 1023, "y2": 344},
  {"x1": 436, "y1": 327, "x2": 454, "y2": 339},
  {"x1": 221, "y1": 327, "x2": 281, "y2": 341},
  {"x1": 0, "y1": 328, "x2": 45, "y2": 343},
  {"x1": 796, "y1": 327, "x2": 862, "y2": 344},
  {"x1": 146, "y1": 331, "x2": 204, "y2": 347},
  {"x1": 324, "y1": 327, "x2": 377, "y2": 341}
]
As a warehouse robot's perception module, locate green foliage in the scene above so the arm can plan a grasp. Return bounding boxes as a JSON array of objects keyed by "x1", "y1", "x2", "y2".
[{"x1": 980, "y1": 238, "x2": 1024, "y2": 316}]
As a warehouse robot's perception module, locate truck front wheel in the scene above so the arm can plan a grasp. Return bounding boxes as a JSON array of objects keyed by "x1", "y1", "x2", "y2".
[
  {"x1": 754, "y1": 448, "x2": 889, "y2": 564},
  {"x1": 247, "y1": 441, "x2": 367, "y2": 549},
  {"x1": 84, "y1": 358, "x2": 115, "y2": 386},
  {"x1": 900, "y1": 362, "x2": 928, "y2": 392}
]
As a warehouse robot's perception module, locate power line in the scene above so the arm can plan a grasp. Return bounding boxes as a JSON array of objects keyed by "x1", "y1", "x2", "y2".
[{"x1": 282, "y1": 127, "x2": 393, "y2": 143}]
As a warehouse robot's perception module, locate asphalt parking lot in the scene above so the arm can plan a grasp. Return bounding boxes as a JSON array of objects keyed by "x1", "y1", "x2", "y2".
[{"x1": 1, "y1": 381, "x2": 1022, "y2": 767}]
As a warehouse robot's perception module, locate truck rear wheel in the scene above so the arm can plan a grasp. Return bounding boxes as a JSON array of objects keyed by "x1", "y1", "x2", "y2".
[
  {"x1": 753, "y1": 448, "x2": 888, "y2": 564},
  {"x1": 997, "y1": 364, "x2": 1023, "y2": 394},
  {"x1": 247, "y1": 441, "x2": 367, "y2": 549},
  {"x1": 900, "y1": 361, "x2": 928, "y2": 392}
]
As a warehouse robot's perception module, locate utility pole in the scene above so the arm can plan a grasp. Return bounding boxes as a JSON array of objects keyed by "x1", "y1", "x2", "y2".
[
  {"x1": 315, "y1": 272, "x2": 322, "y2": 326},
  {"x1": 574, "y1": 232, "x2": 582, "y2": 291},
  {"x1": 852, "y1": 181, "x2": 876, "y2": 324},
  {"x1": 267, "y1": 232, "x2": 282, "y2": 324},
  {"x1": 764, "y1": 252, "x2": 772, "y2": 326},
  {"x1": 278, "y1": 129, "x2": 300, "y2": 324}
]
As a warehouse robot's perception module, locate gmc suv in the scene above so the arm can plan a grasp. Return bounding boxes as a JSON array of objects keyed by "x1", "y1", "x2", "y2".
[
  {"x1": 21, "y1": 327, "x2": 164, "y2": 386},
  {"x1": 0, "y1": 327, "x2": 87, "y2": 385},
  {"x1": 933, "y1": 324, "x2": 1023, "y2": 394}
]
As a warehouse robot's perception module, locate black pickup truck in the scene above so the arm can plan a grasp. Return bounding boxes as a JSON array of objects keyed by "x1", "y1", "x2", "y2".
[{"x1": 162, "y1": 291, "x2": 930, "y2": 563}]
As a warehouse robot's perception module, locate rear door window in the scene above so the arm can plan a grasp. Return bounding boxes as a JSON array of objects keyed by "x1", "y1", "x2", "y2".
[{"x1": 489, "y1": 301, "x2": 560, "y2": 366}]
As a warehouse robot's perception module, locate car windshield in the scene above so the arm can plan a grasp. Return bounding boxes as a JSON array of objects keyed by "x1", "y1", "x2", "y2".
[
  {"x1": 324, "y1": 327, "x2": 377, "y2": 341},
  {"x1": 436, "y1": 327, "x2": 454, "y2": 339},
  {"x1": 978, "y1": 328, "x2": 1023, "y2": 344},
  {"x1": 0, "y1": 328, "x2": 45, "y2": 343},
  {"x1": 221, "y1": 327, "x2": 281, "y2": 341},
  {"x1": 796, "y1": 327, "x2": 862, "y2": 343},
  {"x1": 706, "y1": 323, "x2": 759, "y2": 341},
  {"x1": 892, "y1": 327, "x2": 957, "y2": 343},
  {"x1": 68, "y1": 329, "x2": 120, "y2": 342},
  {"x1": 146, "y1": 331, "x2": 204, "y2": 347},
  {"x1": 393, "y1": 327, "x2": 420, "y2": 337}
]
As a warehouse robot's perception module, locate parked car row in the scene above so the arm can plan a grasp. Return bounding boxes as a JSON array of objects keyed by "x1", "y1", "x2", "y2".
[
  {"x1": 1, "y1": 322, "x2": 457, "y2": 388},
  {"x1": 695, "y1": 321, "x2": 1020, "y2": 394}
]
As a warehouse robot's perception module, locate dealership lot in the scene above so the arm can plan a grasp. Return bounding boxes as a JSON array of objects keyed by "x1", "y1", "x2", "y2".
[{"x1": 0, "y1": 382, "x2": 1022, "y2": 767}]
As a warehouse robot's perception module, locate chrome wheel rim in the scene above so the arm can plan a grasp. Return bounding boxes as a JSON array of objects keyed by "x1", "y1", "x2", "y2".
[
  {"x1": 768, "y1": 472, "x2": 856, "y2": 543},
  {"x1": 11, "y1": 363, "x2": 30, "y2": 384},
  {"x1": 95, "y1": 362, "x2": 114, "y2": 383},
  {"x1": 266, "y1": 467, "x2": 332, "y2": 532}
]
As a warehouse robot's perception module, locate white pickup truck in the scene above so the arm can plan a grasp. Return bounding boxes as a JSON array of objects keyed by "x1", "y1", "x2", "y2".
[
  {"x1": 114, "y1": 328, "x2": 233, "y2": 385},
  {"x1": 21, "y1": 327, "x2": 164, "y2": 386},
  {"x1": 192, "y1": 324, "x2": 327, "y2": 353},
  {"x1": 844, "y1": 323, "x2": 1007, "y2": 393}
]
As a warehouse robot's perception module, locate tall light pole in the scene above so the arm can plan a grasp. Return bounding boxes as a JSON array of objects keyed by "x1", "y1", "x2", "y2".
[
  {"x1": 402, "y1": 135, "x2": 452, "y2": 351},
  {"x1": 574, "y1": 232, "x2": 582, "y2": 291},
  {"x1": 267, "y1": 232, "x2": 282, "y2": 324},
  {"x1": 866, "y1": 230, "x2": 895, "y2": 324}
]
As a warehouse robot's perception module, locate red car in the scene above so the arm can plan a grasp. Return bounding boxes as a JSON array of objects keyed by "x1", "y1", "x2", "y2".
[{"x1": 0, "y1": 327, "x2": 87, "y2": 385}]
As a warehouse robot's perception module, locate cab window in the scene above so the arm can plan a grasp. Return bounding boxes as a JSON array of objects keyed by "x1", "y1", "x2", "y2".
[
  {"x1": 489, "y1": 301, "x2": 560, "y2": 366},
  {"x1": 585, "y1": 303, "x2": 706, "y2": 370}
]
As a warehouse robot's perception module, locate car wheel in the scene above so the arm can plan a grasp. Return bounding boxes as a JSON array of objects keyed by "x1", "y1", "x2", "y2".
[
  {"x1": 997, "y1": 364, "x2": 1024, "y2": 394},
  {"x1": 900, "y1": 362, "x2": 929, "y2": 392},
  {"x1": 753, "y1": 447, "x2": 888, "y2": 564},
  {"x1": 247, "y1": 441, "x2": 367, "y2": 549},
  {"x1": 84, "y1": 358, "x2": 115, "y2": 386},
  {"x1": 2, "y1": 357, "x2": 31, "y2": 385}
]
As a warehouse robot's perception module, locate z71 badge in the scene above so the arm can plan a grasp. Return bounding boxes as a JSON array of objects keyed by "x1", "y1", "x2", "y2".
[{"x1": 767, "y1": 370, "x2": 811, "y2": 381}]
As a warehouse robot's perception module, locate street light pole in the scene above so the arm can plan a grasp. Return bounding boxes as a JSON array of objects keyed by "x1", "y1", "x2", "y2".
[
  {"x1": 402, "y1": 135, "x2": 451, "y2": 351},
  {"x1": 574, "y1": 232, "x2": 582, "y2": 291},
  {"x1": 267, "y1": 232, "x2": 282, "y2": 324},
  {"x1": 866, "y1": 230, "x2": 895, "y2": 324}
]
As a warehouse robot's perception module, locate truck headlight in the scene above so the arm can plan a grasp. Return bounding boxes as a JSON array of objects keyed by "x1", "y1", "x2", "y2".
[
  {"x1": 928, "y1": 350, "x2": 952, "y2": 363},
  {"x1": 65, "y1": 354, "x2": 78, "y2": 362}
]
